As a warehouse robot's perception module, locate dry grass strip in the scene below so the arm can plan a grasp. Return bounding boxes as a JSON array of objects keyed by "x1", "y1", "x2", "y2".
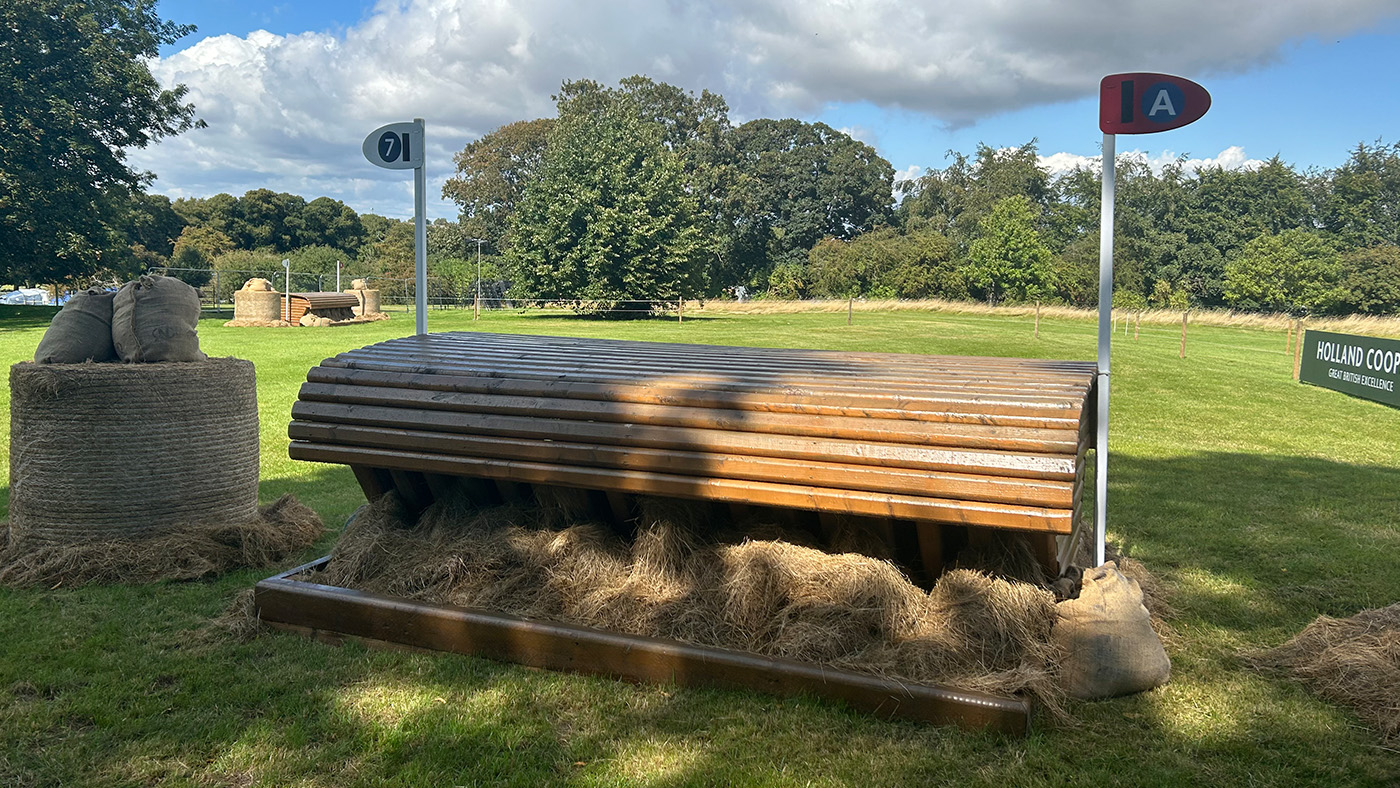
[{"x1": 690, "y1": 299, "x2": 1400, "y2": 337}]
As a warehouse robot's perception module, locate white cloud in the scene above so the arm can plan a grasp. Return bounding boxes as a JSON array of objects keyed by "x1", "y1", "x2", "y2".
[
  {"x1": 1038, "y1": 146, "x2": 1267, "y2": 177},
  {"x1": 128, "y1": 0, "x2": 1400, "y2": 217},
  {"x1": 893, "y1": 164, "x2": 924, "y2": 184}
]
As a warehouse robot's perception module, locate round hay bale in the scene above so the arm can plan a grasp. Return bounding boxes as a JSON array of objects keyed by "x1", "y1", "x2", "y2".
[
  {"x1": 358, "y1": 289, "x2": 381, "y2": 316},
  {"x1": 233, "y1": 289, "x2": 282, "y2": 323},
  {"x1": 8, "y1": 359, "x2": 260, "y2": 543}
]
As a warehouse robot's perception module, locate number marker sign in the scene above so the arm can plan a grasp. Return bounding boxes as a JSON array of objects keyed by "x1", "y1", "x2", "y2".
[
  {"x1": 363, "y1": 119, "x2": 428, "y2": 335},
  {"x1": 1083, "y1": 73, "x2": 1210, "y2": 569},
  {"x1": 362, "y1": 121, "x2": 423, "y2": 169},
  {"x1": 1099, "y1": 73, "x2": 1211, "y2": 134}
]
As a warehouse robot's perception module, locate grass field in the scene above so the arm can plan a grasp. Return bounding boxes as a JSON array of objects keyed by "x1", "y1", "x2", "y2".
[{"x1": 1, "y1": 304, "x2": 1397, "y2": 787}]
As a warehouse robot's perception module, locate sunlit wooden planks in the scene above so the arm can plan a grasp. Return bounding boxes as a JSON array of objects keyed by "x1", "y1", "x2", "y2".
[{"x1": 288, "y1": 332, "x2": 1096, "y2": 534}]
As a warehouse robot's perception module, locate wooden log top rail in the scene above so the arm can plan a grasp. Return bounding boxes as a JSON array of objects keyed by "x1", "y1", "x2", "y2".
[
  {"x1": 283, "y1": 292, "x2": 361, "y2": 324},
  {"x1": 289, "y1": 332, "x2": 1096, "y2": 535}
]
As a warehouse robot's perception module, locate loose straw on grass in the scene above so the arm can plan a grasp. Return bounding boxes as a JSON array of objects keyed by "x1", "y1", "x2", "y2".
[{"x1": 0, "y1": 494, "x2": 324, "y2": 588}]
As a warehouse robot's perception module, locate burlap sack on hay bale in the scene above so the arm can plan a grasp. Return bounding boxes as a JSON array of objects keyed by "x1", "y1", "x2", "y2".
[
  {"x1": 1052, "y1": 562, "x2": 1171, "y2": 698},
  {"x1": 344, "y1": 288, "x2": 384, "y2": 318},
  {"x1": 231, "y1": 288, "x2": 283, "y2": 323},
  {"x1": 33, "y1": 288, "x2": 117, "y2": 364},
  {"x1": 8, "y1": 359, "x2": 259, "y2": 543},
  {"x1": 112, "y1": 275, "x2": 206, "y2": 362}
]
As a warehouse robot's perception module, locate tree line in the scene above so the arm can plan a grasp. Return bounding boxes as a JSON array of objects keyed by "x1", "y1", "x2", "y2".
[
  {"x1": 4, "y1": 0, "x2": 1398, "y2": 318},
  {"x1": 447, "y1": 75, "x2": 1400, "y2": 316}
]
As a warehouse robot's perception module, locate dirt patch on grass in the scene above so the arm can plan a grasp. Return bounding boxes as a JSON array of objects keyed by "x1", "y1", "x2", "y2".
[
  {"x1": 1247, "y1": 603, "x2": 1400, "y2": 746},
  {"x1": 0, "y1": 494, "x2": 324, "y2": 588}
]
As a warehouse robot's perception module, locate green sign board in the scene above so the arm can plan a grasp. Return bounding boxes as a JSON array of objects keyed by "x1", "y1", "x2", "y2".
[{"x1": 1299, "y1": 329, "x2": 1400, "y2": 407}]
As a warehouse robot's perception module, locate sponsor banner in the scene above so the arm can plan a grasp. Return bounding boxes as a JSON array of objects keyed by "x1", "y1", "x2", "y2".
[{"x1": 1299, "y1": 329, "x2": 1400, "y2": 408}]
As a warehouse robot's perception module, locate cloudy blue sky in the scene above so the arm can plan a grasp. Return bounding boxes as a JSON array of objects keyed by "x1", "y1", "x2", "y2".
[{"x1": 137, "y1": 0, "x2": 1400, "y2": 221}]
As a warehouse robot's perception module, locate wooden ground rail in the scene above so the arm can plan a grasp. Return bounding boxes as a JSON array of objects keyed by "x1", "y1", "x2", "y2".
[
  {"x1": 289, "y1": 331, "x2": 1096, "y2": 576},
  {"x1": 255, "y1": 557, "x2": 1033, "y2": 734}
]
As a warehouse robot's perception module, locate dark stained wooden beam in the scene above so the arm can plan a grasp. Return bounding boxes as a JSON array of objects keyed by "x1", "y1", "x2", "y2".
[{"x1": 255, "y1": 559, "x2": 1033, "y2": 735}]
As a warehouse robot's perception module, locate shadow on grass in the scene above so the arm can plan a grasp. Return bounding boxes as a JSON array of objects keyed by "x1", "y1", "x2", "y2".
[
  {"x1": 0, "y1": 305, "x2": 58, "y2": 330},
  {"x1": 514, "y1": 311, "x2": 722, "y2": 323},
  {"x1": 1110, "y1": 451, "x2": 1400, "y2": 634}
]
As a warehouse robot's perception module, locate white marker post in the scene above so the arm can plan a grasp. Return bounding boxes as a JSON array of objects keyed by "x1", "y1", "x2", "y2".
[
  {"x1": 363, "y1": 119, "x2": 427, "y2": 335},
  {"x1": 282, "y1": 258, "x2": 291, "y2": 323},
  {"x1": 1094, "y1": 134, "x2": 1115, "y2": 569},
  {"x1": 1088, "y1": 73, "x2": 1211, "y2": 568}
]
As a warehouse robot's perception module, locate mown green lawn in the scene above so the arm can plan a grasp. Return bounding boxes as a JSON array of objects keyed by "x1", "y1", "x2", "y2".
[{"x1": 1, "y1": 304, "x2": 1396, "y2": 787}]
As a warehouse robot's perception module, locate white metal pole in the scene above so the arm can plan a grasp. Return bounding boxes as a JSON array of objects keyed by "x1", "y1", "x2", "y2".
[
  {"x1": 282, "y1": 258, "x2": 291, "y2": 323},
  {"x1": 336, "y1": 260, "x2": 342, "y2": 293},
  {"x1": 475, "y1": 239, "x2": 482, "y2": 320},
  {"x1": 413, "y1": 118, "x2": 427, "y2": 336},
  {"x1": 1094, "y1": 133, "x2": 1116, "y2": 568}
]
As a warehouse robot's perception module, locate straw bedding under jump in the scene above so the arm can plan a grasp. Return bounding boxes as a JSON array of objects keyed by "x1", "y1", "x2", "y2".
[
  {"x1": 1247, "y1": 604, "x2": 1400, "y2": 745},
  {"x1": 314, "y1": 488, "x2": 1069, "y2": 711}
]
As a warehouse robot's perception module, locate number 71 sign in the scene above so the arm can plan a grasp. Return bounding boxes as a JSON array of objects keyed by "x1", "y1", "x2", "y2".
[
  {"x1": 362, "y1": 121, "x2": 424, "y2": 169},
  {"x1": 362, "y1": 118, "x2": 429, "y2": 335}
]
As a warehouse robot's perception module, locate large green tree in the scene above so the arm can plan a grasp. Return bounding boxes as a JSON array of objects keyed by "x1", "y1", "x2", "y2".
[
  {"x1": 0, "y1": 0, "x2": 202, "y2": 283},
  {"x1": 506, "y1": 85, "x2": 708, "y2": 312},
  {"x1": 442, "y1": 118, "x2": 554, "y2": 254},
  {"x1": 1339, "y1": 245, "x2": 1400, "y2": 315},
  {"x1": 727, "y1": 119, "x2": 894, "y2": 289},
  {"x1": 300, "y1": 196, "x2": 366, "y2": 253},
  {"x1": 964, "y1": 195, "x2": 1057, "y2": 305},
  {"x1": 1321, "y1": 141, "x2": 1400, "y2": 248},
  {"x1": 898, "y1": 142, "x2": 1050, "y2": 249},
  {"x1": 1223, "y1": 230, "x2": 1343, "y2": 315}
]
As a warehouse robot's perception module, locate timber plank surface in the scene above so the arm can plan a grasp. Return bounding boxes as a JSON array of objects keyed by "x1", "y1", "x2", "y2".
[
  {"x1": 255, "y1": 559, "x2": 1033, "y2": 734},
  {"x1": 289, "y1": 332, "x2": 1095, "y2": 534}
]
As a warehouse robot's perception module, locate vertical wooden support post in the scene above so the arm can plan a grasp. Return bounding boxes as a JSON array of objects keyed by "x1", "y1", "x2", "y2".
[
  {"x1": 1294, "y1": 321, "x2": 1304, "y2": 380},
  {"x1": 848, "y1": 297, "x2": 853, "y2": 325},
  {"x1": 1034, "y1": 301, "x2": 1040, "y2": 339},
  {"x1": 1179, "y1": 311, "x2": 1188, "y2": 359},
  {"x1": 916, "y1": 522, "x2": 945, "y2": 585}
]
